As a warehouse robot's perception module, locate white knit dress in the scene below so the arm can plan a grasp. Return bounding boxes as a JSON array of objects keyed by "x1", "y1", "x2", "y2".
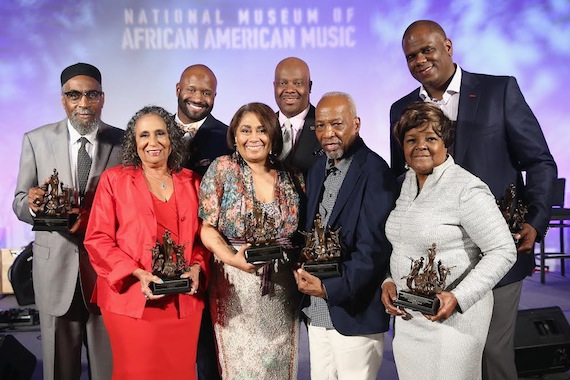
[{"x1": 385, "y1": 156, "x2": 516, "y2": 380}]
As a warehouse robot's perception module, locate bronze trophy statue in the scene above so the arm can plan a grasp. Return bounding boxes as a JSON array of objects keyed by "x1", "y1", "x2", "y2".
[
  {"x1": 298, "y1": 214, "x2": 342, "y2": 278},
  {"x1": 32, "y1": 169, "x2": 76, "y2": 231},
  {"x1": 242, "y1": 203, "x2": 284, "y2": 264},
  {"x1": 393, "y1": 243, "x2": 452, "y2": 315},
  {"x1": 497, "y1": 184, "x2": 528, "y2": 245},
  {"x1": 149, "y1": 230, "x2": 192, "y2": 295}
]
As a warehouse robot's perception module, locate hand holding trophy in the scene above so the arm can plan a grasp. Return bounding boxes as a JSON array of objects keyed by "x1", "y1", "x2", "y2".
[
  {"x1": 149, "y1": 230, "x2": 192, "y2": 295},
  {"x1": 393, "y1": 243, "x2": 453, "y2": 315},
  {"x1": 242, "y1": 204, "x2": 284, "y2": 264},
  {"x1": 32, "y1": 169, "x2": 77, "y2": 231},
  {"x1": 298, "y1": 214, "x2": 342, "y2": 278},
  {"x1": 497, "y1": 184, "x2": 528, "y2": 245}
]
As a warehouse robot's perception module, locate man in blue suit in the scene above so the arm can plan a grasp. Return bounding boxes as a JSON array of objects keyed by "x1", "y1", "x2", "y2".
[
  {"x1": 389, "y1": 20, "x2": 557, "y2": 380},
  {"x1": 175, "y1": 64, "x2": 232, "y2": 380},
  {"x1": 295, "y1": 92, "x2": 397, "y2": 380}
]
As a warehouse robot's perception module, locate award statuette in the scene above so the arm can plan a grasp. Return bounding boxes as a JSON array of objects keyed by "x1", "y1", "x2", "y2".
[
  {"x1": 299, "y1": 214, "x2": 342, "y2": 278},
  {"x1": 32, "y1": 169, "x2": 77, "y2": 231},
  {"x1": 243, "y1": 203, "x2": 284, "y2": 264},
  {"x1": 149, "y1": 230, "x2": 191, "y2": 295},
  {"x1": 394, "y1": 243, "x2": 452, "y2": 315},
  {"x1": 497, "y1": 184, "x2": 528, "y2": 245}
]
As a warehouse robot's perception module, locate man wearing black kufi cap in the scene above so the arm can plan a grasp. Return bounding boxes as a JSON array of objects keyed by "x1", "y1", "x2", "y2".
[{"x1": 13, "y1": 62, "x2": 122, "y2": 380}]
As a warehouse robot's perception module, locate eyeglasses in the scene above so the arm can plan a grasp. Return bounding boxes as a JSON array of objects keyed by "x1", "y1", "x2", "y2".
[{"x1": 63, "y1": 90, "x2": 103, "y2": 104}]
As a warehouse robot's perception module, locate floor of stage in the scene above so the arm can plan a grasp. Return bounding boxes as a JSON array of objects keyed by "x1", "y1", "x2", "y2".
[{"x1": 1, "y1": 266, "x2": 570, "y2": 380}]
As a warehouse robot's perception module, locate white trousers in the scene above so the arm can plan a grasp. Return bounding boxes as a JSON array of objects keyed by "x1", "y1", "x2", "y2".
[{"x1": 307, "y1": 322, "x2": 384, "y2": 380}]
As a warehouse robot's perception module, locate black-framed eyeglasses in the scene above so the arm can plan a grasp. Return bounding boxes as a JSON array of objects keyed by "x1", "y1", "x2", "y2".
[{"x1": 63, "y1": 90, "x2": 103, "y2": 103}]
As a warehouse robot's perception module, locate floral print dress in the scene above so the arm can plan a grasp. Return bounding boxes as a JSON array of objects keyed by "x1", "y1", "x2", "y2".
[{"x1": 199, "y1": 153, "x2": 304, "y2": 380}]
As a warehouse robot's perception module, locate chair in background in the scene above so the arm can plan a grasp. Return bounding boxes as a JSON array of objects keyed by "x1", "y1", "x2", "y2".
[{"x1": 537, "y1": 178, "x2": 570, "y2": 284}]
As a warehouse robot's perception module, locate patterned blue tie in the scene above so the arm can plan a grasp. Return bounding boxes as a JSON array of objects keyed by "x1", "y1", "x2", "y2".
[{"x1": 78, "y1": 137, "x2": 92, "y2": 197}]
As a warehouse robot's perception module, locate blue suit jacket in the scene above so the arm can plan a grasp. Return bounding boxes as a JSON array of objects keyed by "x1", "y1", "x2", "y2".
[
  {"x1": 305, "y1": 137, "x2": 397, "y2": 335},
  {"x1": 389, "y1": 70, "x2": 557, "y2": 286},
  {"x1": 185, "y1": 114, "x2": 233, "y2": 177}
]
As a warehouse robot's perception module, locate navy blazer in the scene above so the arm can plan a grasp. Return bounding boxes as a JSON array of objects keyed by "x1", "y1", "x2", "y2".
[
  {"x1": 280, "y1": 105, "x2": 321, "y2": 176},
  {"x1": 389, "y1": 70, "x2": 557, "y2": 286},
  {"x1": 305, "y1": 137, "x2": 397, "y2": 335},
  {"x1": 185, "y1": 114, "x2": 233, "y2": 177}
]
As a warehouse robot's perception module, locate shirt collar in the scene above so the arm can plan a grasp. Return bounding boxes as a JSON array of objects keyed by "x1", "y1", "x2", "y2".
[
  {"x1": 67, "y1": 120, "x2": 98, "y2": 145},
  {"x1": 419, "y1": 65, "x2": 462, "y2": 103},
  {"x1": 278, "y1": 105, "x2": 310, "y2": 132},
  {"x1": 325, "y1": 155, "x2": 353, "y2": 177},
  {"x1": 175, "y1": 113, "x2": 207, "y2": 131}
]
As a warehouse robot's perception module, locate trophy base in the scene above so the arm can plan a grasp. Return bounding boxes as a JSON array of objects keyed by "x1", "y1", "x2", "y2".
[
  {"x1": 150, "y1": 278, "x2": 191, "y2": 295},
  {"x1": 303, "y1": 261, "x2": 341, "y2": 279},
  {"x1": 33, "y1": 214, "x2": 77, "y2": 231},
  {"x1": 393, "y1": 290, "x2": 440, "y2": 315},
  {"x1": 245, "y1": 244, "x2": 283, "y2": 264}
]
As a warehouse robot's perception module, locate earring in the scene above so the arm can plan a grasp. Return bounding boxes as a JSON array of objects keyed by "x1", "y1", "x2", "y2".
[{"x1": 404, "y1": 163, "x2": 409, "y2": 170}]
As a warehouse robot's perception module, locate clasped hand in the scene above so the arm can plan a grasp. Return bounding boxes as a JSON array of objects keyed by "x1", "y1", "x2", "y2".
[
  {"x1": 27, "y1": 185, "x2": 87, "y2": 235},
  {"x1": 381, "y1": 281, "x2": 458, "y2": 322},
  {"x1": 229, "y1": 245, "x2": 256, "y2": 273},
  {"x1": 294, "y1": 268, "x2": 327, "y2": 299},
  {"x1": 134, "y1": 265, "x2": 201, "y2": 300},
  {"x1": 514, "y1": 223, "x2": 537, "y2": 254}
]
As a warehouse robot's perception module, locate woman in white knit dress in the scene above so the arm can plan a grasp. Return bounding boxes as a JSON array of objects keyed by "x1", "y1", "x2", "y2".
[{"x1": 381, "y1": 102, "x2": 517, "y2": 380}]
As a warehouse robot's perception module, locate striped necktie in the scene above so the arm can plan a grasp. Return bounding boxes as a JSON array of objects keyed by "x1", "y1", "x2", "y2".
[
  {"x1": 278, "y1": 119, "x2": 293, "y2": 160},
  {"x1": 77, "y1": 137, "x2": 92, "y2": 197}
]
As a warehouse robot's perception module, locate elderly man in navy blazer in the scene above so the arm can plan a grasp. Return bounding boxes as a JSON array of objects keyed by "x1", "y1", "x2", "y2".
[
  {"x1": 295, "y1": 92, "x2": 397, "y2": 380},
  {"x1": 389, "y1": 20, "x2": 557, "y2": 380}
]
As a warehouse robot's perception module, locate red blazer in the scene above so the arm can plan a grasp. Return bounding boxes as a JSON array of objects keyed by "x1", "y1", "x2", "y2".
[{"x1": 84, "y1": 165, "x2": 210, "y2": 319}]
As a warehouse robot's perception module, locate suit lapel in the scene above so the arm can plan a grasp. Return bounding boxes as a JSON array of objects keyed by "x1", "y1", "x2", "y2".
[
  {"x1": 455, "y1": 71, "x2": 481, "y2": 164},
  {"x1": 287, "y1": 105, "x2": 317, "y2": 162},
  {"x1": 306, "y1": 158, "x2": 326, "y2": 230},
  {"x1": 88, "y1": 123, "x2": 114, "y2": 192},
  {"x1": 327, "y1": 146, "x2": 364, "y2": 228},
  {"x1": 50, "y1": 120, "x2": 73, "y2": 188}
]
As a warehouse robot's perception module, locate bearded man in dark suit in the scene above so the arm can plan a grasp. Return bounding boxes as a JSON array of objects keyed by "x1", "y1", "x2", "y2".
[
  {"x1": 175, "y1": 64, "x2": 232, "y2": 380},
  {"x1": 176, "y1": 64, "x2": 232, "y2": 177}
]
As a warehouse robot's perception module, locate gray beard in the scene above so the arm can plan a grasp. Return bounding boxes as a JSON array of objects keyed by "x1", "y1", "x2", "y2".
[
  {"x1": 324, "y1": 148, "x2": 344, "y2": 160},
  {"x1": 70, "y1": 117, "x2": 99, "y2": 135}
]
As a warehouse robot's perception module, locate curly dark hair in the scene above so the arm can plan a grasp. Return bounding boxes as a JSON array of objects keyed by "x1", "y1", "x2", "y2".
[
  {"x1": 392, "y1": 102, "x2": 455, "y2": 148},
  {"x1": 121, "y1": 105, "x2": 186, "y2": 172},
  {"x1": 227, "y1": 102, "x2": 283, "y2": 159}
]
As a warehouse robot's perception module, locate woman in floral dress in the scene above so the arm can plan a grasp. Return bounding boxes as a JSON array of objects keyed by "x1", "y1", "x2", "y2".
[{"x1": 199, "y1": 102, "x2": 304, "y2": 379}]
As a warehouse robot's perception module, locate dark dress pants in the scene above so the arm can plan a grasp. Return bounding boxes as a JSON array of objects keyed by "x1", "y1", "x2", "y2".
[{"x1": 197, "y1": 295, "x2": 221, "y2": 380}]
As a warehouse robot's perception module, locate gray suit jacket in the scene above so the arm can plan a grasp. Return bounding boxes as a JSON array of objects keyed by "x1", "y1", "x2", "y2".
[{"x1": 12, "y1": 119, "x2": 123, "y2": 316}]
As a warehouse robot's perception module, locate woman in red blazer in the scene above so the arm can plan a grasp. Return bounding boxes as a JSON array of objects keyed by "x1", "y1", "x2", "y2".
[{"x1": 85, "y1": 105, "x2": 210, "y2": 380}]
